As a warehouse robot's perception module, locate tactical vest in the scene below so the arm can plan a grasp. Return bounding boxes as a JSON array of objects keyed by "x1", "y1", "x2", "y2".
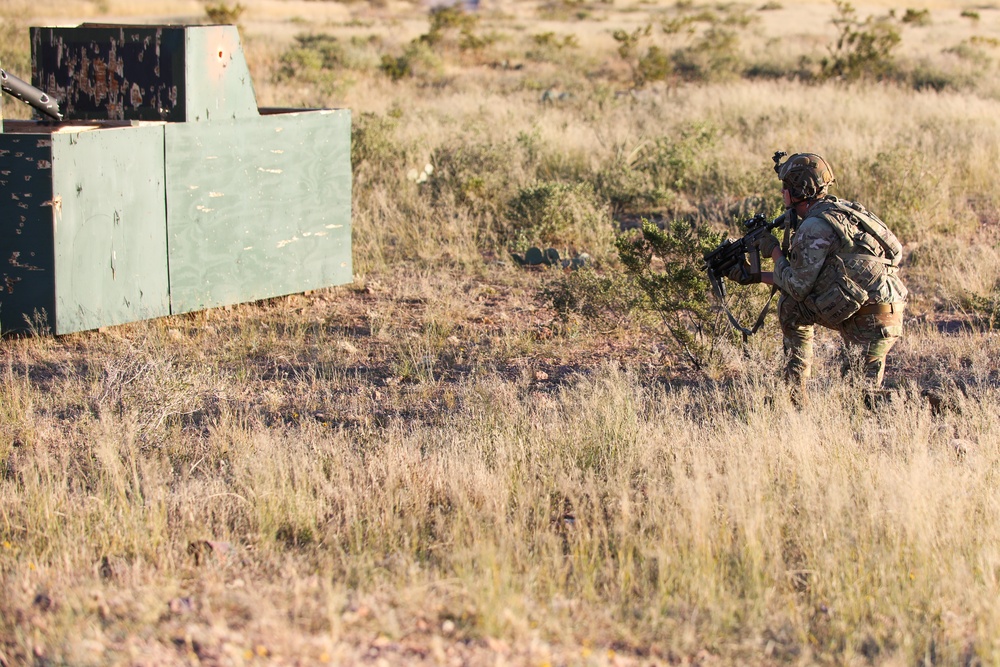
[{"x1": 802, "y1": 197, "x2": 904, "y2": 326}]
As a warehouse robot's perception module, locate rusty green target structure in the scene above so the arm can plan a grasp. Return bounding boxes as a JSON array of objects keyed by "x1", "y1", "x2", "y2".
[{"x1": 0, "y1": 24, "x2": 352, "y2": 335}]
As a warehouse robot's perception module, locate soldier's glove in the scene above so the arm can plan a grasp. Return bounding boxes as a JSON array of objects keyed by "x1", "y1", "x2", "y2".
[
  {"x1": 727, "y1": 260, "x2": 759, "y2": 285},
  {"x1": 756, "y1": 232, "x2": 781, "y2": 258}
]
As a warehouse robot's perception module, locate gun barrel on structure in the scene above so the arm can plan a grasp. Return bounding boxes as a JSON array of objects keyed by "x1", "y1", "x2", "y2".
[{"x1": 1, "y1": 68, "x2": 63, "y2": 121}]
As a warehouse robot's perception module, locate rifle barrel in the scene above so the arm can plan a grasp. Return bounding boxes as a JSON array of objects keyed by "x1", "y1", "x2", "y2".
[{"x1": 1, "y1": 68, "x2": 63, "y2": 121}]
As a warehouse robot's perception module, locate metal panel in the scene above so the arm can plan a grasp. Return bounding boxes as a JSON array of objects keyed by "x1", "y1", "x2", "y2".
[
  {"x1": 30, "y1": 25, "x2": 258, "y2": 123},
  {"x1": 49, "y1": 124, "x2": 170, "y2": 334},
  {"x1": 164, "y1": 109, "x2": 352, "y2": 314},
  {"x1": 32, "y1": 26, "x2": 187, "y2": 122},
  {"x1": 0, "y1": 132, "x2": 57, "y2": 334},
  {"x1": 183, "y1": 27, "x2": 259, "y2": 122}
]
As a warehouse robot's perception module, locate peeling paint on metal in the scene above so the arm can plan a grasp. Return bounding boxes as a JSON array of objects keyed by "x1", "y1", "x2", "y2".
[
  {"x1": 8, "y1": 251, "x2": 44, "y2": 271},
  {"x1": 257, "y1": 167, "x2": 282, "y2": 174},
  {"x1": 34, "y1": 26, "x2": 183, "y2": 121},
  {"x1": 208, "y1": 192, "x2": 224, "y2": 198},
  {"x1": 276, "y1": 237, "x2": 299, "y2": 249}
]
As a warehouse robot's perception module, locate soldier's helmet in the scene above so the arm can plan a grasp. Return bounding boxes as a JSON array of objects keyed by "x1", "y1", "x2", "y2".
[{"x1": 778, "y1": 153, "x2": 835, "y2": 200}]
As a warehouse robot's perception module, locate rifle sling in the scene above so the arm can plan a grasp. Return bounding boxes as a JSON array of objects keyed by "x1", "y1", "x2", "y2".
[{"x1": 719, "y1": 284, "x2": 778, "y2": 342}]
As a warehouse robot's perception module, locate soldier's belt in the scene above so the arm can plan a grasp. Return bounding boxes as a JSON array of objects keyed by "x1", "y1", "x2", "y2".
[{"x1": 856, "y1": 302, "x2": 904, "y2": 316}]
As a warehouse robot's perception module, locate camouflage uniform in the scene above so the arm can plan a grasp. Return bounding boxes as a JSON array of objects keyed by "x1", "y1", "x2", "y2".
[{"x1": 773, "y1": 196, "x2": 907, "y2": 392}]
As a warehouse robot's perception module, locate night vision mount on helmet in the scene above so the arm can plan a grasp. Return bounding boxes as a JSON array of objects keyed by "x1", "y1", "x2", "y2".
[{"x1": 773, "y1": 151, "x2": 835, "y2": 201}]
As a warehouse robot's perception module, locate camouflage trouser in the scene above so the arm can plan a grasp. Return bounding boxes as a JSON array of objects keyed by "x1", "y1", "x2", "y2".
[{"x1": 779, "y1": 295, "x2": 904, "y2": 394}]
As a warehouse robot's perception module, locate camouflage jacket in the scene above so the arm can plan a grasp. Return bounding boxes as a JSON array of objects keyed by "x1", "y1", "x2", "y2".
[{"x1": 773, "y1": 197, "x2": 907, "y2": 309}]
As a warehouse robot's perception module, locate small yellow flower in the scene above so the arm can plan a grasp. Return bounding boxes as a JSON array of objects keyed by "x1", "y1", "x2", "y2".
[
  {"x1": 244, "y1": 649, "x2": 254, "y2": 660},
  {"x1": 256, "y1": 645, "x2": 269, "y2": 657},
  {"x1": 319, "y1": 652, "x2": 330, "y2": 663},
  {"x1": 2, "y1": 541, "x2": 11, "y2": 550},
  {"x1": 28, "y1": 562, "x2": 35, "y2": 571}
]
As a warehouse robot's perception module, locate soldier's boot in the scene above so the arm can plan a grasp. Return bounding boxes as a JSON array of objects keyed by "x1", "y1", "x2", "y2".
[
  {"x1": 784, "y1": 358, "x2": 810, "y2": 408},
  {"x1": 782, "y1": 325, "x2": 814, "y2": 409},
  {"x1": 861, "y1": 352, "x2": 894, "y2": 410}
]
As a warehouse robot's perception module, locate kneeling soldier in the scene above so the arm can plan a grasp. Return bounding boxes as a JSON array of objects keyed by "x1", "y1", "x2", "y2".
[{"x1": 730, "y1": 153, "x2": 907, "y2": 404}]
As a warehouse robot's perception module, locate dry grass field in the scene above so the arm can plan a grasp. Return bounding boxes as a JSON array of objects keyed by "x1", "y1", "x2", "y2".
[{"x1": 4, "y1": 0, "x2": 1000, "y2": 664}]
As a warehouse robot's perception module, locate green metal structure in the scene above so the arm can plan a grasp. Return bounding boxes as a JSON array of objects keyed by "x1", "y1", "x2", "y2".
[{"x1": 0, "y1": 25, "x2": 352, "y2": 335}]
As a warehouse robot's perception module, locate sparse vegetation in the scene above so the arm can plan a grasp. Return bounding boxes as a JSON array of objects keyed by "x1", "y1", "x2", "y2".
[
  {"x1": 204, "y1": 1, "x2": 245, "y2": 25},
  {"x1": 821, "y1": 0, "x2": 901, "y2": 82},
  {"x1": 5, "y1": 0, "x2": 1000, "y2": 663}
]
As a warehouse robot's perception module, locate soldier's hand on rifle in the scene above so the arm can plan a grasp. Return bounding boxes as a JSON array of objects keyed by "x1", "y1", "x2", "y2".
[
  {"x1": 727, "y1": 260, "x2": 759, "y2": 285},
  {"x1": 756, "y1": 232, "x2": 781, "y2": 258}
]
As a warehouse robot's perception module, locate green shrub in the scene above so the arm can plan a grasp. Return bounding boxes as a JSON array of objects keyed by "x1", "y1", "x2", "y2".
[
  {"x1": 379, "y1": 41, "x2": 443, "y2": 80},
  {"x1": 850, "y1": 143, "x2": 945, "y2": 242},
  {"x1": 532, "y1": 32, "x2": 579, "y2": 49},
  {"x1": 505, "y1": 181, "x2": 610, "y2": 250},
  {"x1": 821, "y1": 1, "x2": 901, "y2": 82},
  {"x1": 428, "y1": 138, "x2": 528, "y2": 226},
  {"x1": 901, "y1": 8, "x2": 931, "y2": 26},
  {"x1": 615, "y1": 219, "x2": 725, "y2": 370},
  {"x1": 542, "y1": 269, "x2": 642, "y2": 333},
  {"x1": 420, "y1": 5, "x2": 485, "y2": 51},
  {"x1": 279, "y1": 34, "x2": 345, "y2": 81},
  {"x1": 676, "y1": 28, "x2": 742, "y2": 82},
  {"x1": 634, "y1": 123, "x2": 717, "y2": 193},
  {"x1": 962, "y1": 288, "x2": 1000, "y2": 330},
  {"x1": 594, "y1": 157, "x2": 675, "y2": 217},
  {"x1": 352, "y1": 113, "x2": 409, "y2": 181},
  {"x1": 205, "y1": 2, "x2": 245, "y2": 24}
]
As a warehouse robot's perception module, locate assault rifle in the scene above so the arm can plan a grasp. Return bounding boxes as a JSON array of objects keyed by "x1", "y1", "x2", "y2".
[
  {"x1": 702, "y1": 211, "x2": 790, "y2": 339},
  {"x1": 702, "y1": 212, "x2": 786, "y2": 300},
  {"x1": 1, "y1": 68, "x2": 63, "y2": 121}
]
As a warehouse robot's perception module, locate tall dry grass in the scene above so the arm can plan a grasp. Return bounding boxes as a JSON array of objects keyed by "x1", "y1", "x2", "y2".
[
  {"x1": 3, "y1": 335, "x2": 1000, "y2": 663},
  {"x1": 5, "y1": 0, "x2": 1000, "y2": 663}
]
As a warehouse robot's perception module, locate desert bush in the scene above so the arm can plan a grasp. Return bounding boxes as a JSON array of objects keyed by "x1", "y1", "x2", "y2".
[
  {"x1": 634, "y1": 123, "x2": 717, "y2": 195},
  {"x1": 428, "y1": 140, "x2": 520, "y2": 215},
  {"x1": 613, "y1": 25, "x2": 675, "y2": 89},
  {"x1": 421, "y1": 5, "x2": 478, "y2": 47},
  {"x1": 616, "y1": 219, "x2": 725, "y2": 370},
  {"x1": 961, "y1": 287, "x2": 1000, "y2": 330},
  {"x1": 901, "y1": 8, "x2": 931, "y2": 26},
  {"x1": 278, "y1": 34, "x2": 378, "y2": 82},
  {"x1": 531, "y1": 31, "x2": 579, "y2": 50},
  {"x1": 379, "y1": 40, "x2": 443, "y2": 81},
  {"x1": 204, "y1": 1, "x2": 245, "y2": 25},
  {"x1": 379, "y1": 6, "x2": 486, "y2": 80},
  {"x1": 821, "y1": 1, "x2": 901, "y2": 82},
  {"x1": 543, "y1": 269, "x2": 641, "y2": 332},
  {"x1": 849, "y1": 142, "x2": 948, "y2": 242},
  {"x1": 275, "y1": 34, "x2": 374, "y2": 93},
  {"x1": 671, "y1": 27, "x2": 743, "y2": 82},
  {"x1": 504, "y1": 181, "x2": 612, "y2": 252},
  {"x1": 351, "y1": 112, "x2": 410, "y2": 183},
  {"x1": 594, "y1": 154, "x2": 676, "y2": 218}
]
